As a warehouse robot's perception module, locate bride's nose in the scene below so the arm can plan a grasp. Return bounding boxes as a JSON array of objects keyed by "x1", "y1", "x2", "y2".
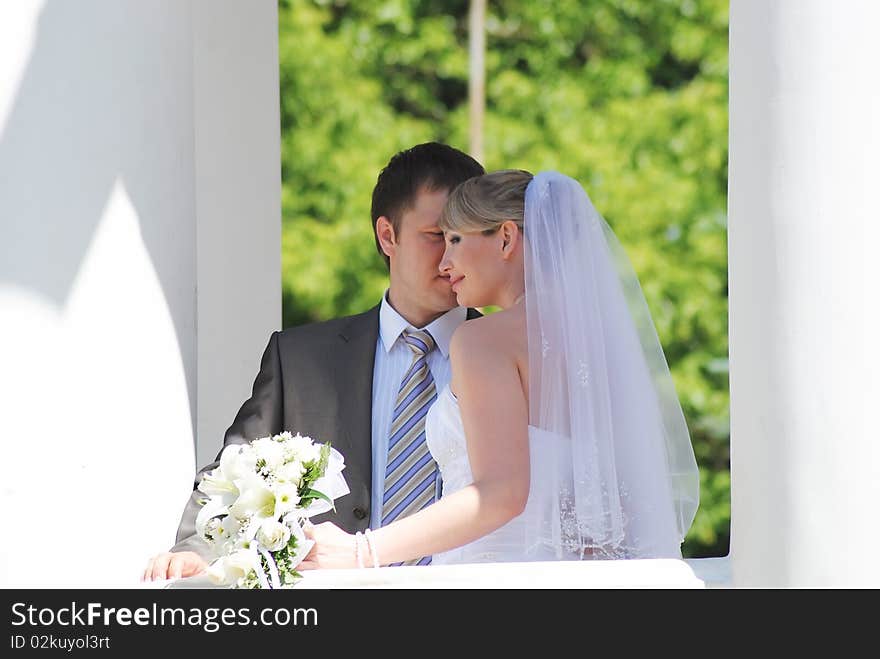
[{"x1": 438, "y1": 250, "x2": 452, "y2": 274}]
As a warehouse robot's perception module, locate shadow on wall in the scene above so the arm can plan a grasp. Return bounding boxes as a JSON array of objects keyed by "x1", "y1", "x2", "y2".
[{"x1": 0, "y1": 0, "x2": 197, "y2": 436}]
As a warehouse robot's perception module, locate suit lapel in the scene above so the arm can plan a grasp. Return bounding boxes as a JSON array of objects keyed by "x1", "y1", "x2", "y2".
[{"x1": 334, "y1": 305, "x2": 380, "y2": 499}]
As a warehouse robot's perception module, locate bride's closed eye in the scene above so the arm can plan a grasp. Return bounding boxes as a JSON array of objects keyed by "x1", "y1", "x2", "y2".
[{"x1": 445, "y1": 234, "x2": 461, "y2": 245}]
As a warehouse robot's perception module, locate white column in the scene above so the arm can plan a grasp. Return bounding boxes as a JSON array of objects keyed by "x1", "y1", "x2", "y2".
[
  {"x1": 0, "y1": 1, "x2": 279, "y2": 586},
  {"x1": 729, "y1": 0, "x2": 880, "y2": 586},
  {"x1": 193, "y1": 0, "x2": 282, "y2": 471}
]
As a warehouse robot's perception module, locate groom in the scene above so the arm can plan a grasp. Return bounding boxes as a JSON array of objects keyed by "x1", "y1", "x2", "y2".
[{"x1": 143, "y1": 142, "x2": 484, "y2": 581}]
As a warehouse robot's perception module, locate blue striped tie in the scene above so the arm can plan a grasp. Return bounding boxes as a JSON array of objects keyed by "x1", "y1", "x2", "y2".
[{"x1": 382, "y1": 329, "x2": 440, "y2": 566}]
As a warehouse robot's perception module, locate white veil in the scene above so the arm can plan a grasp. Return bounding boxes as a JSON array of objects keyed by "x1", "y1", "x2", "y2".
[{"x1": 523, "y1": 171, "x2": 699, "y2": 559}]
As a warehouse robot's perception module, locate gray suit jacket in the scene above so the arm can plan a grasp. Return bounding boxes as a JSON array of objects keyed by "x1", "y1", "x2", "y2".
[{"x1": 172, "y1": 303, "x2": 481, "y2": 557}]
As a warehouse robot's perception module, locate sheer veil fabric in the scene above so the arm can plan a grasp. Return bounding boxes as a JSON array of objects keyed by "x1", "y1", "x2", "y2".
[{"x1": 523, "y1": 171, "x2": 699, "y2": 559}]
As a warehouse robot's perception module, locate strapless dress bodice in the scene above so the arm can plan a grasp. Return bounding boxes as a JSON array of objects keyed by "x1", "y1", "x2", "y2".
[{"x1": 424, "y1": 384, "x2": 574, "y2": 564}]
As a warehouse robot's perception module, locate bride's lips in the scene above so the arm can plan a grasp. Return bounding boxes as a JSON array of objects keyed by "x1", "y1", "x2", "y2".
[{"x1": 449, "y1": 275, "x2": 464, "y2": 292}]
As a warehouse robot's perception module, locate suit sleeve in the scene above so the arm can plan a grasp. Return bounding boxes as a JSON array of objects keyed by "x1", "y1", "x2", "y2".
[{"x1": 170, "y1": 331, "x2": 284, "y2": 556}]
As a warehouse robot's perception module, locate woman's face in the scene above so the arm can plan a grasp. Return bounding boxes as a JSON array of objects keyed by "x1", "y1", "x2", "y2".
[{"x1": 438, "y1": 227, "x2": 506, "y2": 308}]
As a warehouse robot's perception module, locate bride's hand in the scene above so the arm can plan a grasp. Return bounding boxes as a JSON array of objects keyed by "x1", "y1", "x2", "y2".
[{"x1": 298, "y1": 521, "x2": 359, "y2": 570}]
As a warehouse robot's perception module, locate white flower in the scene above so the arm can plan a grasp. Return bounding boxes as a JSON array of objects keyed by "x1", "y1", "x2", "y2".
[
  {"x1": 211, "y1": 515, "x2": 242, "y2": 556},
  {"x1": 204, "y1": 517, "x2": 222, "y2": 537},
  {"x1": 273, "y1": 483, "x2": 300, "y2": 517},
  {"x1": 287, "y1": 433, "x2": 322, "y2": 465},
  {"x1": 195, "y1": 497, "x2": 229, "y2": 541},
  {"x1": 198, "y1": 471, "x2": 238, "y2": 503},
  {"x1": 196, "y1": 496, "x2": 245, "y2": 555},
  {"x1": 234, "y1": 532, "x2": 256, "y2": 550},
  {"x1": 206, "y1": 549, "x2": 256, "y2": 586},
  {"x1": 198, "y1": 443, "x2": 257, "y2": 504},
  {"x1": 275, "y1": 459, "x2": 305, "y2": 486},
  {"x1": 229, "y1": 472, "x2": 277, "y2": 523},
  {"x1": 252, "y1": 436, "x2": 285, "y2": 472},
  {"x1": 224, "y1": 443, "x2": 258, "y2": 478},
  {"x1": 256, "y1": 520, "x2": 291, "y2": 552}
]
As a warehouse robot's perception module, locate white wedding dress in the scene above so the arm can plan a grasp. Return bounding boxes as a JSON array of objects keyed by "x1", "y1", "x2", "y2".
[{"x1": 425, "y1": 383, "x2": 584, "y2": 565}]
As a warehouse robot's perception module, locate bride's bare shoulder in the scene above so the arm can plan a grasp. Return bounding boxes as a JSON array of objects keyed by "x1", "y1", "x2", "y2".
[{"x1": 450, "y1": 308, "x2": 521, "y2": 360}]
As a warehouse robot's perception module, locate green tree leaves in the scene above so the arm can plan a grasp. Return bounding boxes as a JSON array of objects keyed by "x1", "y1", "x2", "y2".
[{"x1": 278, "y1": 0, "x2": 730, "y2": 556}]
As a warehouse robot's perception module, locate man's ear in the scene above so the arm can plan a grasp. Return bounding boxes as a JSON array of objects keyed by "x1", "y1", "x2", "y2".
[
  {"x1": 376, "y1": 216, "x2": 397, "y2": 259},
  {"x1": 500, "y1": 220, "x2": 520, "y2": 259}
]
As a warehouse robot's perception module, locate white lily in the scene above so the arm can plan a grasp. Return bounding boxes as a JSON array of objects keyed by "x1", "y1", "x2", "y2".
[
  {"x1": 197, "y1": 474, "x2": 238, "y2": 505},
  {"x1": 229, "y1": 471, "x2": 277, "y2": 523},
  {"x1": 195, "y1": 497, "x2": 229, "y2": 542},
  {"x1": 205, "y1": 549, "x2": 256, "y2": 586},
  {"x1": 212, "y1": 514, "x2": 243, "y2": 556},
  {"x1": 198, "y1": 443, "x2": 258, "y2": 503}
]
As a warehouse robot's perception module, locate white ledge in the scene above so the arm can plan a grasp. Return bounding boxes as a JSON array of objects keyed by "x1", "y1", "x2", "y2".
[{"x1": 159, "y1": 556, "x2": 729, "y2": 589}]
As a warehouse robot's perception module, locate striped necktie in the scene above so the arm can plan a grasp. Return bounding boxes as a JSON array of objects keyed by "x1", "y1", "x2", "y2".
[{"x1": 382, "y1": 329, "x2": 440, "y2": 565}]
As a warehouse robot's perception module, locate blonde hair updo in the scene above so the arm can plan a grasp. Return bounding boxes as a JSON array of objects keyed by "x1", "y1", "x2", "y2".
[{"x1": 439, "y1": 169, "x2": 534, "y2": 234}]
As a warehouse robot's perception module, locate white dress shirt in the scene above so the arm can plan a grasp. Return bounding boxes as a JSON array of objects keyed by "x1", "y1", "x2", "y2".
[{"x1": 370, "y1": 293, "x2": 468, "y2": 529}]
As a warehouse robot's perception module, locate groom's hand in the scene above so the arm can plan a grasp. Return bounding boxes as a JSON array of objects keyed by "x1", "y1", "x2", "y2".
[{"x1": 142, "y1": 551, "x2": 208, "y2": 582}]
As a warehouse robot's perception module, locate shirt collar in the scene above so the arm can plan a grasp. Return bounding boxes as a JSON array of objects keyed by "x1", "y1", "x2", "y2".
[{"x1": 378, "y1": 292, "x2": 467, "y2": 358}]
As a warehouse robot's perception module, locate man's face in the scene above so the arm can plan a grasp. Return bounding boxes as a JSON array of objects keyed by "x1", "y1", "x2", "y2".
[{"x1": 387, "y1": 187, "x2": 458, "y2": 319}]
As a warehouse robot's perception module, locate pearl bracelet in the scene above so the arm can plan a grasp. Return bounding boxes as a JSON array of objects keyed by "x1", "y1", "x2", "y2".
[
  {"x1": 354, "y1": 531, "x2": 365, "y2": 569},
  {"x1": 363, "y1": 528, "x2": 380, "y2": 568}
]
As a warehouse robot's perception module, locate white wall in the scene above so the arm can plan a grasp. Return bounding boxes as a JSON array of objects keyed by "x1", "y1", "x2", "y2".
[
  {"x1": 0, "y1": 0, "x2": 280, "y2": 586},
  {"x1": 729, "y1": 0, "x2": 880, "y2": 586}
]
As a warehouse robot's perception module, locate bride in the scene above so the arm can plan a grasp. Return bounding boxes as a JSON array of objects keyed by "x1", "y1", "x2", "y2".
[{"x1": 299, "y1": 170, "x2": 699, "y2": 568}]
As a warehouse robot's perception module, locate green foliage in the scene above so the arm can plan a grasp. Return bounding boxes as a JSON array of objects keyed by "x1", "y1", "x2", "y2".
[
  {"x1": 278, "y1": 0, "x2": 730, "y2": 557},
  {"x1": 298, "y1": 444, "x2": 336, "y2": 510}
]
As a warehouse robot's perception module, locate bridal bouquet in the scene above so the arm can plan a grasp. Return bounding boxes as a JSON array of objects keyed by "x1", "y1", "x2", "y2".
[{"x1": 195, "y1": 431, "x2": 349, "y2": 589}]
